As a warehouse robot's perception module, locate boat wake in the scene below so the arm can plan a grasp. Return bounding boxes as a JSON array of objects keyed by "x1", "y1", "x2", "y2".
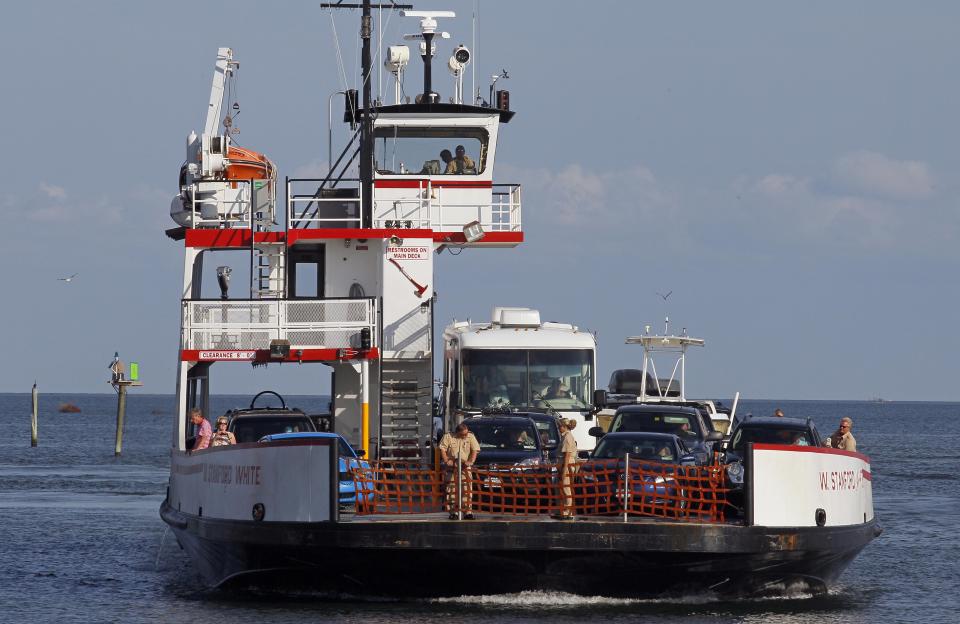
[{"x1": 429, "y1": 587, "x2": 821, "y2": 607}]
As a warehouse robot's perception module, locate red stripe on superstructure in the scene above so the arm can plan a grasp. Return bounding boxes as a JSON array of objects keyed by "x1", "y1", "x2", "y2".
[
  {"x1": 185, "y1": 229, "x2": 285, "y2": 248},
  {"x1": 434, "y1": 231, "x2": 524, "y2": 244},
  {"x1": 287, "y1": 228, "x2": 434, "y2": 243},
  {"x1": 374, "y1": 179, "x2": 493, "y2": 188},
  {"x1": 181, "y1": 347, "x2": 379, "y2": 362},
  {"x1": 752, "y1": 442, "x2": 870, "y2": 463}
]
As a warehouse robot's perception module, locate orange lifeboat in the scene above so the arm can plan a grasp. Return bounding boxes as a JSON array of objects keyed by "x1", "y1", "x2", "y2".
[{"x1": 225, "y1": 144, "x2": 276, "y2": 182}]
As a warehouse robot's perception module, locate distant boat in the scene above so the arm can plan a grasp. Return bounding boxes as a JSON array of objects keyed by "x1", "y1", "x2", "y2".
[
  {"x1": 58, "y1": 402, "x2": 81, "y2": 413},
  {"x1": 868, "y1": 397, "x2": 887, "y2": 403}
]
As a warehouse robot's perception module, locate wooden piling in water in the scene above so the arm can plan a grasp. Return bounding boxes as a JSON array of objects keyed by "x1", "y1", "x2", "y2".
[
  {"x1": 114, "y1": 384, "x2": 127, "y2": 456},
  {"x1": 31, "y1": 383, "x2": 38, "y2": 447}
]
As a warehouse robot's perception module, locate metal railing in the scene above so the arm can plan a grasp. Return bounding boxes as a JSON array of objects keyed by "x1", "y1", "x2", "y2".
[
  {"x1": 372, "y1": 181, "x2": 522, "y2": 232},
  {"x1": 284, "y1": 178, "x2": 522, "y2": 233},
  {"x1": 287, "y1": 178, "x2": 362, "y2": 228},
  {"x1": 185, "y1": 178, "x2": 276, "y2": 229},
  {"x1": 181, "y1": 297, "x2": 378, "y2": 351}
]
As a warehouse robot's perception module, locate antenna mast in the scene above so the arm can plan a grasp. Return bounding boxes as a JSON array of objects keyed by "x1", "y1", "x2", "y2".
[{"x1": 321, "y1": 1, "x2": 412, "y2": 227}]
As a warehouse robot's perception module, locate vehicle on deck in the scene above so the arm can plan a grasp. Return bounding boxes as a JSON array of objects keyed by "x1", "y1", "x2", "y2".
[
  {"x1": 464, "y1": 415, "x2": 545, "y2": 468},
  {"x1": 223, "y1": 391, "x2": 318, "y2": 444},
  {"x1": 578, "y1": 431, "x2": 698, "y2": 515},
  {"x1": 721, "y1": 415, "x2": 825, "y2": 513},
  {"x1": 590, "y1": 404, "x2": 723, "y2": 465}
]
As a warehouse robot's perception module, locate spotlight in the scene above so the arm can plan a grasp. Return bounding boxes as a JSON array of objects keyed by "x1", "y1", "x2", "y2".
[
  {"x1": 462, "y1": 220, "x2": 485, "y2": 243},
  {"x1": 389, "y1": 234, "x2": 404, "y2": 246}
]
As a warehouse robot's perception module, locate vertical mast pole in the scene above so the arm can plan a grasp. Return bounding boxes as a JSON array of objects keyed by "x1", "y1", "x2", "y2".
[{"x1": 361, "y1": 0, "x2": 373, "y2": 228}]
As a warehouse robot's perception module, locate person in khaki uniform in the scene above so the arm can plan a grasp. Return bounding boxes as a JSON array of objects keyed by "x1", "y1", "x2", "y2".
[
  {"x1": 439, "y1": 423, "x2": 480, "y2": 519},
  {"x1": 444, "y1": 144, "x2": 476, "y2": 174},
  {"x1": 557, "y1": 419, "x2": 578, "y2": 519},
  {"x1": 824, "y1": 417, "x2": 857, "y2": 451}
]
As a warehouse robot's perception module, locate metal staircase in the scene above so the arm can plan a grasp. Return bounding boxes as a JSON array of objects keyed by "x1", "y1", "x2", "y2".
[{"x1": 379, "y1": 359, "x2": 433, "y2": 462}]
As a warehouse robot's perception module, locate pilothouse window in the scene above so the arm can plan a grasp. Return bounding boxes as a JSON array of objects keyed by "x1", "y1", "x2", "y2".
[{"x1": 375, "y1": 126, "x2": 487, "y2": 175}]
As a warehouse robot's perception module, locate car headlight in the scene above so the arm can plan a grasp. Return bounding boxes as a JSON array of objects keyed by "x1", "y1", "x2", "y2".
[{"x1": 727, "y1": 461, "x2": 744, "y2": 484}]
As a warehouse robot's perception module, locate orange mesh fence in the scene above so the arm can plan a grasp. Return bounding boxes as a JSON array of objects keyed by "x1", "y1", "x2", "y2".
[
  {"x1": 354, "y1": 460, "x2": 445, "y2": 514},
  {"x1": 353, "y1": 459, "x2": 730, "y2": 521}
]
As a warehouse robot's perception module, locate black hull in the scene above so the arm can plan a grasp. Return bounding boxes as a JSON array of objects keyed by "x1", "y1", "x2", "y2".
[{"x1": 160, "y1": 501, "x2": 880, "y2": 598}]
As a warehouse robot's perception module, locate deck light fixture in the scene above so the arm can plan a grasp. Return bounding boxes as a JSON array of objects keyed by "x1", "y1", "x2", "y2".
[
  {"x1": 269, "y1": 339, "x2": 290, "y2": 360},
  {"x1": 462, "y1": 220, "x2": 485, "y2": 243},
  {"x1": 389, "y1": 234, "x2": 403, "y2": 246}
]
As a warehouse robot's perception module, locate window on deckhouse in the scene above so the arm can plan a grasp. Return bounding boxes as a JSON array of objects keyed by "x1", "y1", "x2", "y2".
[{"x1": 375, "y1": 126, "x2": 488, "y2": 176}]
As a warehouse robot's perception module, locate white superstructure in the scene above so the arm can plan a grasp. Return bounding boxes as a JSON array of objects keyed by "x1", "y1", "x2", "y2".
[{"x1": 442, "y1": 307, "x2": 598, "y2": 450}]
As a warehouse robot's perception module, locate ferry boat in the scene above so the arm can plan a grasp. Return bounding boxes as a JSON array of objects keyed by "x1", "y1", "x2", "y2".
[{"x1": 160, "y1": 3, "x2": 880, "y2": 598}]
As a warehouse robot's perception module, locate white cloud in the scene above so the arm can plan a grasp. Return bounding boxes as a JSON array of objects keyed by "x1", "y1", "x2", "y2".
[
  {"x1": 833, "y1": 150, "x2": 934, "y2": 200},
  {"x1": 40, "y1": 183, "x2": 67, "y2": 200}
]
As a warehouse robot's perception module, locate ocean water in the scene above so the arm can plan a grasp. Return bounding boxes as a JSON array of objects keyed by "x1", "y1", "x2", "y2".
[{"x1": 0, "y1": 393, "x2": 957, "y2": 623}]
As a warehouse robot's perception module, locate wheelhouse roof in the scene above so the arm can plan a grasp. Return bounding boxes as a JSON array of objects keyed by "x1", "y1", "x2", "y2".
[{"x1": 347, "y1": 102, "x2": 514, "y2": 123}]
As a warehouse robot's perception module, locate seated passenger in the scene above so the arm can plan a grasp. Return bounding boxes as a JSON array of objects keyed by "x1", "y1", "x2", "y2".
[
  {"x1": 419, "y1": 159, "x2": 442, "y2": 175},
  {"x1": 211, "y1": 416, "x2": 237, "y2": 447},
  {"x1": 657, "y1": 445, "x2": 674, "y2": 460},
  {"x1": 445, "y1": 144, "x2": 476, "y2": 174},
  {"x1": 543, "y1": 379, "x2": 571, "y2": 400}
]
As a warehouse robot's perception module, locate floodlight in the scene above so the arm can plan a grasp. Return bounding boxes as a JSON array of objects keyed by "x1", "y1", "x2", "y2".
[{"x1": 462, "y1": 220, "x2": 485, "y2": 243}]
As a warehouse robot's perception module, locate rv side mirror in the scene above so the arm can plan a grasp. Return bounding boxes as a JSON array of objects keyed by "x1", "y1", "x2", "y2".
[
  {"x1": 706, "y1": 431, "x2": 724, "y2": 443},
  {"x1": 593, "y1": 389, "x2": 607, "y2": 409},
  {"x1": 588, "y1": 426, "x2": 605, "y2": 438}
]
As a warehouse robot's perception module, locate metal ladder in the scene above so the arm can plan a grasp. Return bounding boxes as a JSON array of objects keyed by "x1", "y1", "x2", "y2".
[
  {"x1": 252, "y1": 240, "x2": 285, "y2": 299},
  {"x1": 379, "y1": 359, "x2": 433, "y2": 462}
]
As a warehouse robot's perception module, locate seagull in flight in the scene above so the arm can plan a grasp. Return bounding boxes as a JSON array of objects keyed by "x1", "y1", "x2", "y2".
[
  {"x1": 58, "y1": 273, "x2": 78, "y2": 283},
  {"x1": 656, "y1": 290, "x2": 672, "y2": 301}
]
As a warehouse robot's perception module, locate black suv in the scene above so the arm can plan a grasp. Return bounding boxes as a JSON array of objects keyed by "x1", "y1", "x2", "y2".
[
  {"x1": 721, "y1": 415, "x2": 824, "y2": 512},
  {"x1": 589, "y1": 404, "x2": 723, "y2": 465},
  {"x1": 462, "y1": 415, "x2": 546, "y2": 468}
]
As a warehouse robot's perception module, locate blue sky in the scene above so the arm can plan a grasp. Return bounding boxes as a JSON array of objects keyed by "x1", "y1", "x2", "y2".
[{"x1": 2, "y1": 1, "x2": 958, "y2": 400}]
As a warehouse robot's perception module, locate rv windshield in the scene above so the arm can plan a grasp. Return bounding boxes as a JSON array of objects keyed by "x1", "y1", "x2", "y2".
[
  {"x1": 461, "y1": 349, "x2": 594, "y2": 411},
  {"x1": 374, "y1": 126, "x2": 487, "y2": 175}
]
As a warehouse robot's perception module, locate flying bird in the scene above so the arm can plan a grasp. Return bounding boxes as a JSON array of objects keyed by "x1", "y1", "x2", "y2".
[
  {"x1": 656, "y1": 290, "x2": 672, "y2": 301},
  {"x1": 58, "y1": 273, "x2": 78, "y2": 282}
]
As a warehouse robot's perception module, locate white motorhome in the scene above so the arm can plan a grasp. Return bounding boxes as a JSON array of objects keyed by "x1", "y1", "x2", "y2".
[{"x1": 441, "y1": 307, "x2": 598, "y2": 450}]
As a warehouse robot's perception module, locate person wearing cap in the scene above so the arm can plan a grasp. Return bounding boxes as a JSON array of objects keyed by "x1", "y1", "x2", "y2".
[
  {"x1": 556, "y1": 418, "x2": 579, "y2": 519},
  {"x1": 444, "y1": 144, "x2": 476, "y2": 174},
  {"x1": 189, "y1": 408, "x2": 213, "y2": 451},
  {"x1": 439, "y1": 422, "x2": 481, "y2": 519},
  {"x1": 824, "y1": 417, "x2": 857, "y2": 451},
  {"x1": 210, "y1": 416, "x2": 237, "y2": 447}
]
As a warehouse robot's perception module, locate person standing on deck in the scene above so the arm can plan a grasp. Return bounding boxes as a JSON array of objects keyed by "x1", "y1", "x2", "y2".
[
  {"x1": 557, "y1": 419, "x2": 578, "y2": 519},
  {"x1": 439, "y1": 423, "x2": 480, "y2": 520},
  {"x1": 824, "y1": 417, "x2": 857, "y2": 451},
  {"x1": 190, "y1": 408, "x2": 213, "y2": 451}
]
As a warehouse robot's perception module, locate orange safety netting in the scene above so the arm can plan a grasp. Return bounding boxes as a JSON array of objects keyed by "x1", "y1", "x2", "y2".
[{"x1": 353, "y1": 459, "x2": 730, "y2": 522}]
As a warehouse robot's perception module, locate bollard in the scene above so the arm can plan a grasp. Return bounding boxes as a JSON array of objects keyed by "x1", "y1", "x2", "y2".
[
  {"x1": 31, "y1": 383, "x2": 38, "y2": 447},
  {"x1": 114, "y1": 384, "x2": 127, "y2": 456}
]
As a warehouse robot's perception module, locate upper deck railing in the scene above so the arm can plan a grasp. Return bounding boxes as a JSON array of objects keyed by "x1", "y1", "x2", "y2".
[
  {"x1": 285, "y1": 178, "x2": 521, "y2": 233},
  {"x1": 181, "y1": 297, "x2": 377, "y2": 351}
]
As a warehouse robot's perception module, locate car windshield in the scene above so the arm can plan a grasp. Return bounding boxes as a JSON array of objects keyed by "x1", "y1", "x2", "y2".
[
  {"x1": 614, "y1": 411, "x2": 700, "y2": 441},
  {"x1": 532, "y1": 418, "x2": 560, "y2": 447},
  {"x1": 732, "y1": 426, "x2": 811, "y2": 452},
  {"x1": 466, "y1": 422, "x2": 539, "y2": 450},
  {"x1": 593, "y1": 437, "x2": 678, "y2": 461},
  {"x1": 461, "y1": 349, "x2": 594, "y2": 410},
  {"x1": 231, "y1": 415, "x2": 314, "y2": 444}
]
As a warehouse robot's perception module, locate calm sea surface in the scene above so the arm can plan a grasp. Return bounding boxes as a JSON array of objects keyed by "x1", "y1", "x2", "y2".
[{"x1": 0, "y1": 394, "x2": 958, "y2": 623}]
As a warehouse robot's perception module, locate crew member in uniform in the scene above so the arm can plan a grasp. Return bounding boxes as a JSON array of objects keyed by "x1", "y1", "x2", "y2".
[
  {"x1": 439, "y1": 422, "x2": 481, "y2": 519},
  {"x1": 445, "y1": 144, "x2": 475, "y2": 174},
  {"x1": 557, "y1": 419, "x2": 578, "y2": 519}
]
